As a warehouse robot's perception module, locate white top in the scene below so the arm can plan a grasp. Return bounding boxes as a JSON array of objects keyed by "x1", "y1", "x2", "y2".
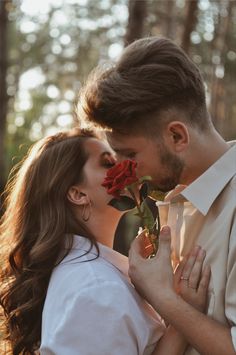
[{"x1": 40, "y1": 235, "x2": 165, "y2": 355}]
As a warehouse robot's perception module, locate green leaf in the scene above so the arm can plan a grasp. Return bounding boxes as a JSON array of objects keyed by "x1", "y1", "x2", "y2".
[
  {"x1": 108, "y1": 196, "x2": 136, "y2": 211},
  {"x1": 140, "y1": 200, "x2": 155, "y2": 231},
  {"x1": 132, "y1": 207, "x2": 140, "y2": 217},
  {"x1": 125, "y1": 182, "x2": 138, "y2": 190},
  {"x1": 138, "y1": 176, "x2": 152, "y2": 183},
  {"x1": 139, "y1": 183, "x2": 148, "y2": 202},
  {"x1": 148, "y1": 190, "x2": 167, "y2": 201}
]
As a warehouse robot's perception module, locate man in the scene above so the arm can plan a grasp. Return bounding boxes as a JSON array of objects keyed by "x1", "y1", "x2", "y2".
[{"x1": 77, "y1": 37, "x2": 236, "y2": 354}]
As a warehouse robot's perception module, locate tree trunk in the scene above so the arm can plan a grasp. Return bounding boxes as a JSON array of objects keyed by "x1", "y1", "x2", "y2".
[
  {"x1": 124, "y1": 0, "x2": 147, "y2": 46},
  {"x1": 210, "y1": 0, "x2": 234, "y2": 134},
  {"x1": 165, "y1": 0, "x2": 176, "y2": 40},
  {"x1": 0, "y1": 0, "x2": 9, "y2": 193},
  {"x1": 181, "y1": 0, "x2": 198, "y2": 53}
]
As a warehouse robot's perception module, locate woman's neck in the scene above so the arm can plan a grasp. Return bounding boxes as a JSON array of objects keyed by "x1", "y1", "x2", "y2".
[{"x1": 85, "y1": 211, "x2": 122, "y2": 248}]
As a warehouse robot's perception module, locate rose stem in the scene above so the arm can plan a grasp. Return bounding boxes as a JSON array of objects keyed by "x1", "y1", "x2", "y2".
[{"x1": 127, "y1": 187, "x2": 144, "y2": 222}]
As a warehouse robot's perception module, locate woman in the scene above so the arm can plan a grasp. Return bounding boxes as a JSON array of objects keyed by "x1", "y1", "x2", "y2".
[{"x1": 0, "y1": 128, "x2": 209, "y2": 355}]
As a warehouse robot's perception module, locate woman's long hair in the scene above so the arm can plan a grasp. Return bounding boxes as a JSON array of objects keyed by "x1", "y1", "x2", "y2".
[{"x1": 0, "y1": 128, "x2": 98, "y2": 354}]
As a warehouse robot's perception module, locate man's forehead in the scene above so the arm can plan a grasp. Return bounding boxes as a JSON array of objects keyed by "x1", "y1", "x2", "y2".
[{"x1": 106, "y1": 131, "x2": 140, "y2": 145}]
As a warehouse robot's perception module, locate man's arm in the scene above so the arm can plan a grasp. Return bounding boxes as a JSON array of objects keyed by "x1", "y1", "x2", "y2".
[
  {"x1": 129, "y1": 226, "x2": 236, "y2": 355},
  {"x1": 152, "y1": 290, "x2": 234, "y2": 355}
]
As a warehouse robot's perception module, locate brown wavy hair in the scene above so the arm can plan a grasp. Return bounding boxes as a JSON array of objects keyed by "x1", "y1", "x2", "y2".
[{"x1": 0, "y1": 128, "x2": 99, "y2": 354}]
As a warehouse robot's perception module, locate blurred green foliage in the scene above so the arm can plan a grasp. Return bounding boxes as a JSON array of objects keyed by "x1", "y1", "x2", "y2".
[{"x1": 2, "y1": 0, "x2": 236, "y2": 181}]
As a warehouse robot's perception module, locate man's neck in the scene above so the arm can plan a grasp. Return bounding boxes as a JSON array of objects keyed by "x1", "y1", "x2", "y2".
[{"x1": 181, "y1": 128, "x2": 229, "y2": 185}]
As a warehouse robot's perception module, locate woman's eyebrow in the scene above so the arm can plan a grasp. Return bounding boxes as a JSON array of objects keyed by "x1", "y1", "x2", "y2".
[
  {"x1": 112, "y1": 148, "x2": 134, "y2": 154},
  {"x1": 100, "y1": 151, "x2": 113, "y2": 158},
  {"x1": 100, "y1": 151, "x2": 117, "y2": 160}
]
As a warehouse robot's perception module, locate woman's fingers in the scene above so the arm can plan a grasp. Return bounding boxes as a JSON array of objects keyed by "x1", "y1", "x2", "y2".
[
  {"x1": 173, "y1": 255, "x2": 188, "y2": 291},
  {"x1": 198, "y1": 264, "x2": 211, "y2": 296},
  {"x1": 128, "y1": 226, "x2": 174, "y2": 303},
  {"x1": 157, "y1": 225, "x2": 172, "y2": 261},
  {"x1": 174, "y1": 255, "x2": 187, "y2": 280},
  {"x1": 188, "y1": 248, "x2": 206, "y2": 289},
  {"x1": 128, "y1": 229, "x2": 148, "y2": 259},
  {"x1": 180, "y1": 245, "x2": 201, "y2": 282}
]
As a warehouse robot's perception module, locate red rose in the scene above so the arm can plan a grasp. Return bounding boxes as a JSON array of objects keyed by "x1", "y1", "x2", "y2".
[{"x1": 102, "y1": 160, "x2": 138, "y2": 199}]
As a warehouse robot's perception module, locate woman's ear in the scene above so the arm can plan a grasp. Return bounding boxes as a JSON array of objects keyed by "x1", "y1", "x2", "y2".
[
  {"x1": 165, "y1": 121, "x2": 189, "y2": 153},
  {"x1": 67, "y1": 186, "x2": 89, "y2": 206}
]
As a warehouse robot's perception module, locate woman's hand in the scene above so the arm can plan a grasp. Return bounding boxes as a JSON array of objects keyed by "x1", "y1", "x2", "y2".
[
  {"x1": 174, "y1": 247, "x2": 211, "y2": 312},
  {"x1": 128, "y1": 226, "x2": 175, "y2": 305},
  {"x1": 129, "y1": 226, "x2": 234, "y2": 355}
]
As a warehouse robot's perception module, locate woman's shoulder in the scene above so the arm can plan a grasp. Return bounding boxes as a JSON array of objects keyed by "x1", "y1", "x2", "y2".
[
  {"x1": 42, "y1": 241, "x2": 164, "y2": 348},
  {"x1": 47, "y1": 243, "x2": 128, "y2": 297}
]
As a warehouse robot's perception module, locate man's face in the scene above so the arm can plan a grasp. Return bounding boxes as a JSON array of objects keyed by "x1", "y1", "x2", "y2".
[{"x1": 106, "y1": 132, "x2": 184, "y2": 192}]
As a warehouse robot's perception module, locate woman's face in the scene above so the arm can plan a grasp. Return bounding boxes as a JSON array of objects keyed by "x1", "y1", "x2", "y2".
[{"x1": 79, "y1": 138, "x2": 119, "y2": 213}]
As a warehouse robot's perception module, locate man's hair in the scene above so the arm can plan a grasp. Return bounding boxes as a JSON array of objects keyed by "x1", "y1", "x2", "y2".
[{"x1": 78, "y1": 37, "x2": 211, "y2": 135}]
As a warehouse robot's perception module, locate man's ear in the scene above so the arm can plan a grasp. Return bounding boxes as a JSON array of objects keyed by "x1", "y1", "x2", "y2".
[
  {"x1": 165, "y1": 121, "x2": 189, "y2": 153},
  {"x1": 67, "y1": 186, "x2": 89, "y2": 206}
]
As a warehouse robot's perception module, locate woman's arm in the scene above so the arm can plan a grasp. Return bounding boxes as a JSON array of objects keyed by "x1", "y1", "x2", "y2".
[{"x1": 149, "y1": 235, "x2": 210, "y2": 355}]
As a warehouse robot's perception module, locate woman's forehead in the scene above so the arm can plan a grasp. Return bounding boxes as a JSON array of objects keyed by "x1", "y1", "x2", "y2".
[{"x1": 85, "y1": 138, "x2": 114, "y2": 157}]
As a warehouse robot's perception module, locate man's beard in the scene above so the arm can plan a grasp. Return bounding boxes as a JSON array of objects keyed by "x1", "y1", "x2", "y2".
[{"x1": 152, "y1": 144, "x2": 184, "y2": 192}]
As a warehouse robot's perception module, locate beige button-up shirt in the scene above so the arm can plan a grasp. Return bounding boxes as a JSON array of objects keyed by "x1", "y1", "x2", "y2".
[{"x1": 157, "y1": 142, "x2": 236, "y2": 354}]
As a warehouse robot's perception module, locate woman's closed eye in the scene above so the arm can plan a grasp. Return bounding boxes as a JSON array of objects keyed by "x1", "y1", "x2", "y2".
[
  {"x1": 103, "y1": 160, "x2": 116, "y2": 168},
  {"x1": 101, "y1": 153, "x2": 117, "y2": 168}
]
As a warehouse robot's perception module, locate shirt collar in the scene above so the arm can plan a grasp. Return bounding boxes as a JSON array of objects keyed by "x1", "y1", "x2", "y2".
[
  {"x1": 180, "y1": 141, "x2": 236, "y2": 215},
  {"x1": 69, "y1": 235, "x2": 129, "y2": 278}
]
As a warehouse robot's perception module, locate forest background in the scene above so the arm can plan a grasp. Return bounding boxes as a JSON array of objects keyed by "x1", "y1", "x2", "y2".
[{"x1": 0, "y1": 0, "x2": 236, "y2": 349}]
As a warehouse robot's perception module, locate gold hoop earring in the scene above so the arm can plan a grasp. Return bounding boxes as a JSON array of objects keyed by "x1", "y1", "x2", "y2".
[{"x1": 82, "y1": 201, "x2": 91, "y2": 222}]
